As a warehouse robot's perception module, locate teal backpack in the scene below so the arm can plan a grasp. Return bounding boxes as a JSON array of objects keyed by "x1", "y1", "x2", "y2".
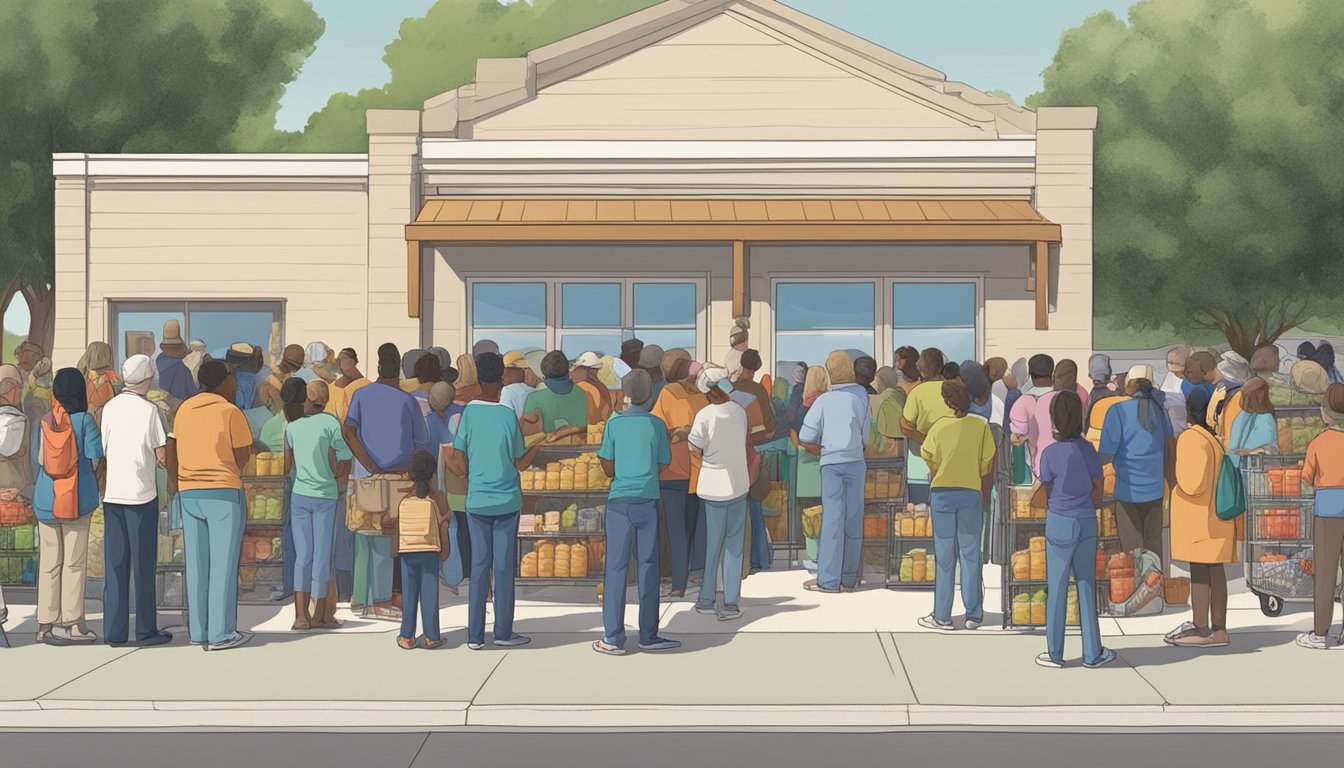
[{"x1": 1214, "y1": 452, "x2": 1246, "y2": 521}]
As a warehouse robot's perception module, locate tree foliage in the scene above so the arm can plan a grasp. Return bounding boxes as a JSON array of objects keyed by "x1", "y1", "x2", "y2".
[
  {"x1": 1030, "y1": 0, "x2": 1344, "y2": 357},
  {"x1": 289, "y1": 0, "x2": 663, "y2": 152},
  {"x1": 0, "y1": 0, "x2": 323, "y2": 349}
]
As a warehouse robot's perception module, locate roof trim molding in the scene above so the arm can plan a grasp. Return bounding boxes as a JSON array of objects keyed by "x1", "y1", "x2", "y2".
[
  {"x1": 420, "y1": 0, "x2": 1030, "y2": 138},
  {"x1": 51, "y1": 153, "x2": 369, "y2": 179}
]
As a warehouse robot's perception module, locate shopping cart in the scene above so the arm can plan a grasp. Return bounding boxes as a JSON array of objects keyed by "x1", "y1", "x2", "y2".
[{"x1": 1241, "y1": 453, "x2": 1338, "y2": 616}]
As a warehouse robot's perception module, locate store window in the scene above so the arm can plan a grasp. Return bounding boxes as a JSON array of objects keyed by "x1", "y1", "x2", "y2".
[
  {"x1": 109, "y1": 300, "x2": 283, "y2": 367},
  {"x1": 471, "y1": 282, "x2": 547, "y2": 354},
  {"x1": 892, "y1": 281, "x2": 978, "y2": 364},
  {"x1": 467, "y1": 278, "x2": 703, "y2": 360},
  {"x1": 774, "y1": 281, "x2": 875, "y2": 378}
]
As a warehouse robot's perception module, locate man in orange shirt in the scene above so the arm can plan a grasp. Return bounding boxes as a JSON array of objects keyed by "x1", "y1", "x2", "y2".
[
  {"x1": 571, "y1": 351, "x2": 613, "y2": 424},
  {"x1": 1299, "y1": 384, "x2": 1344, "y2": 650},
  {"x1": 651, "y1": 353, "x2": 707, "y2": 597},
  {"x1": 167, "y1": 360, "x2": 255, "y2": 652}
]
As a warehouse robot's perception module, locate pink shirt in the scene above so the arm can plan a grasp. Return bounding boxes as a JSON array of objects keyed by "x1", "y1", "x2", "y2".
[{"x1": 1009, "y1": 387, "x2": 1087, "y2": 477}]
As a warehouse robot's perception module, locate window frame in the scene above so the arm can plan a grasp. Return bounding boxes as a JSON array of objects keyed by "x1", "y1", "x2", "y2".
[{"x1": 107, "y1": 299, "x2": 285, "y2": 366}]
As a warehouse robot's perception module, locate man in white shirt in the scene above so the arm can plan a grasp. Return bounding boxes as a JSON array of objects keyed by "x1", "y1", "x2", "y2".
[
  {"x1": 687, "y1": 366, "x2": 750, "y2": 621},
  {"x1": 99, "y1": 355, "x2": 172, "y2": 647}
]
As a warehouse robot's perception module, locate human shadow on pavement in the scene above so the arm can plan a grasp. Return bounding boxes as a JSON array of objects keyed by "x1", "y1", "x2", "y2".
[{"x1": 1114, "y1": 631, "x2": 1293, "y2": 668}]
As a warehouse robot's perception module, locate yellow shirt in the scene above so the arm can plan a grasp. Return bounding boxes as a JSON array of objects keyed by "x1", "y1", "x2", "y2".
[
  {"x1": 903, "y1": 380, "x2": 954, "y2": 434},
  {"x1": 921, "y1": 414, "x2": 996, "y2": 491},
  {"x1": 326, "y1": 377, "x2": 371, "y2": 425},
  {"x1": 172, "y1": 393, "x2": 253, "y2": 491}
]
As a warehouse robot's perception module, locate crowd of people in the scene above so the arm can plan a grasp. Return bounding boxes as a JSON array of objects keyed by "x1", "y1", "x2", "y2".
[{"x1": 1, "y1": 326, "x2": 1342, "y2": 663}]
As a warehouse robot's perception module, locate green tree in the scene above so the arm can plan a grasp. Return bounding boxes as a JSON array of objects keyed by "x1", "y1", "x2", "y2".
[
  {"x1": 290, "y1": 0, "x2": 663, "y2": 152},
  {"x1": 0, "y1": 0, "x2": 323, "y2": 355},
  {"x1": 1031, "y1": 0, "x2": 1344, "y2": 358}
]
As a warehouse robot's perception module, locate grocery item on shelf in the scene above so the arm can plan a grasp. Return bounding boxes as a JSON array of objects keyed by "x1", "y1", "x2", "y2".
[
  {"x1": 864, "y1": 469, "x2": 903, "y2": 500},
  {"x1": 1258, "y1": 507, "x2": 1303, "y2": 540},
  {"x1": 1265, "y1": 465, "x2": 1307, "y2": 498},
  {"x1": 761, "y1": 482, "x2": 788, "y2": 515},
  {"x1": 801, "y1": 505, "x2": 824, "y2": 540},
  {"x1": 1277, "y1": 416, "x2": 1325, "y2": 455},
  {"x1": 1065, "y1": 585, "x2": 1080, "y2": 626},
  {"x1": 863, "y1": 513, "x2": 887, "y2": 539},
  {"x1": 897, "y1": 549, "x2": 936, "y2": 583},
  {"x1": 586, "y1": 422, "x2": 605, "y2": 446},
  {"x1": 896, "y1": 504, "x2": 931, "y2": 538},
  {"x1": 1031, "y1": 589, "x2": 1047, "y2": 625},
  {"x1": 570, "y1": 541, "x2": 588, "y2": 578},
  {"x1": 87, "y1": 507, "x2": 105, "y2": 579},
  {"x1": 249, "y1": 452, "x2": 285, "y2": 477},
  {"x1": 1030, "y1": 536, "x2": 1046, "y2": 580},
  {"x1": 1012, "y1": 486, "x2": 1046, "y2": 520},
  {"x1": 1097, "y1": 506, "x2": 1118, "y2": 538},
  {"x1": 555, "y1": 542, "x2": 572, "y2": 578},
  {"x1": 520, "y1": 452, "x2": 612, "y2": 492},
  {"x1": 248, "y1": 492, "x2": 284, "y2": 522}
]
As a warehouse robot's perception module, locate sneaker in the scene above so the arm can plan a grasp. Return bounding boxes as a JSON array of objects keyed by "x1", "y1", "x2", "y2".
[
  {"x1": 639, "y1": 637, "x2": 682, "y2": 652},
  {"x1": 1163, "y1": 621, "x2": 1198, "y2": 645},
  {"x1": 694, "y1": 603, "x2": 717, "y2": 615},
  {"x1": 918, "y1": 615, "x2": 955, "y2": 632},
  {"x1": 467, "y1": 642, "x2": 485, "y2": 650},
  {"x1": 593, "y1": 640, "x2": 626, "y2": 656},
  {"x1": 1296, "y1": 632, "x2": 1340, "y2": 650},
  {"x1": 803, "y1": 579, "x2": 841, "y2": 594},
  {"x1": 1084, "y1": 648, "x2": 1118, "y2": 668},
  {"x1": 964, "y1": 617, "x2": 983, "y2": 631},
  {"x1": 718, "y1": 604, "x2": 742, "y2": 621},
  {"x1": 493, "y1": 634, "x2": 531, "y2": 647},
  {"x1": 205, "y1": 631, "x2": 253, "y2": 652},
  {"x1": 1035, "y1": 653, "x2": 1063, "y2": 669}
]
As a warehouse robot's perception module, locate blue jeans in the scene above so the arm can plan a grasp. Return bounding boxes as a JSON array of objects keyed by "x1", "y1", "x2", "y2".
[
  {"x1": 603, "y1": 498, "x2": 661, "y2": 647},
  {"x1": 697, "y1": 496, "x2": 746, "y2": 608},
  {"x1": 467, "y1": 510, "x2": 520, "y2": 645},
  {"x1": 658, "y1": 480, "x2": 696, "y2": 591},
  {"x1": 1045, "y1": 514, "x2": 1103, "y2": 664},
  {"x1": 931, "y1": 487, "x2": 984, "y2": 624},
  {"x1": 818, "y1": 460, "x2": 866, "y2": 590},
  {"x1": 279, "y1": 476, "x2": 296, "y2": 595},
  {"x1": 748, "y1": 497, "x2": 773, "y2": 571},
  {"x1": 333, "y1": 490, "x2": 354, "y2": 572},
  {"x1": 353, "y1": 534, "x2": 395, "y2": 605},
  {"x1": 690, "y1": 497, "x2": 707, "y2": 573},
  {"x1": 180, "y1": 489, "x2": 246, "y2": 645},
  {"x1": 399, "y1": 551, "x2": 441, "y2": 642},
  {"x1": 290, "y1": 493, "x2": 337, "y2": 598},
  {"x1": 102, "y1": 499, "x2": 159, "y2": 644}
]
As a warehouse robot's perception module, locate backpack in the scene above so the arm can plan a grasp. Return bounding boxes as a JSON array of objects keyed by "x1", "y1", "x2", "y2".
[
  {"x1": 397, "y1": 494, "x2": 441, "y2": 553},
  {"x1": 41, "y1": 404, "x2": 81, "y2": 520},
  {"x1": 1214, "y1": 451, "x2": 1246, "y2": 521}
]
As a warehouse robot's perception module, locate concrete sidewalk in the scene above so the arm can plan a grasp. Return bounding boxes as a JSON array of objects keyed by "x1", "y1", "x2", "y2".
[{"x1": 3, "y1": 566, "x2": 1342, "y2": 731}]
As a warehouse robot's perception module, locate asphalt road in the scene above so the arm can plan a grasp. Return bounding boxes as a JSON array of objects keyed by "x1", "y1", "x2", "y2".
[{"x1": 3, "y1": 731, "x2": 1341, "y2": 768}]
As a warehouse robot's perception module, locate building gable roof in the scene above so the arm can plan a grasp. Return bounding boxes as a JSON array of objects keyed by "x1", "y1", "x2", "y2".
[{"x1": 422, "y1": 0, "x2": 1036, "y2": 139}]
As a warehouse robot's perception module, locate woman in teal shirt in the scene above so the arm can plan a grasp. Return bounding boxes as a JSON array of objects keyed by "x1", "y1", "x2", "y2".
[
  {"x1": 33, "y1": 369, "x2": 105, "y2": 645},
  {"x1": 281, "y1": 379, "x2": 352, "y2": 630},
  {"x1": 1227, "y1": 377, "x2": 1278, "y2": 468}
]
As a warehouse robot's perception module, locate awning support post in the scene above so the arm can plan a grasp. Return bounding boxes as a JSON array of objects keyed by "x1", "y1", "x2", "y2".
[
  {"x1": 1034, "y1": 240, "x2": 1049, "y2": 331},
  {"x1": 408, "y1": 240, "x2": 422, "y2": 319},
  {"x1": 732, "y1": 240, "x2": 749, "y2": 319}
]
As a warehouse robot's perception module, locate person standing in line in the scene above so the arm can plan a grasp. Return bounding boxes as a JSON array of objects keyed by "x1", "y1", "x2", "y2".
[
  {"x1": 524, "y1": 351, "x2": 590, "y2": 435},
  {"x1": 99, "y1": 355, "x2": 172, "y2": 647},
  {"x1": 1314, "y1": 342, "x2": 1344, "y2": 385},
  {"x1": 1034, "y1": 390, "x2": 1116, "y2": 668},
  {"x1": 651, "y1": 352, "x2": 707, "y2": 599},
  {"x1": 408, "y1": 354, "x2": 444, "y2": 418},
  {"x1": 688, "y1": 366, "x2": 750, "y2": 620},
  {"x1": 1299, "y1": 384, "x2": 1344, "y2": 649},
  {"x1": 304, "y1": 342, "x2": 339, "y2": 384},
  {"x1": 82, "y1": 341, "x2": 120, "y2": 422},
  {"x1": 1010, "y1": 357, "x2": 1077, "y2": 481},
  {"x1": 900, "y1": 348, "x2": 951, "y2": 506},
  {"x1": 449, "y1": 351, "x2": 550, "y2": 649},
  {"x1": 639, "y1": 346, "x2": 667, "y2": 403},
  {"x1": 1226, "y1": 377, "x2": 1277, "y2": 469},
  {"x1": 425, "y1": 381, "x2": 467, "y2": 597},
  {"x1": 800, "y1": 351, "x2": 871, "y2": 594},
  {"x1": 395, "y1": 451, "x2": 452, "y2": 650},
  {"x1": 790, "y1": 365, "x2": 829, "y2": 570},
  {"x1": 1165, "y1": 388, "x2": 1234, "y2": 649},
  {"x1": 1099, "y1": 366, "x2": 1175, "y2": 561},
  {"x1": 32, "y1": 369, "x2": 105, "y2": 645},
  {"x1": 1160, "y1": 345, "x2": 1194, "y2": 435},
  {"x1": 282, "y1": 379, "x2": 353, "y2": 630},
  {"x1": 156, "y1": 320, "x2": 198, "y2": 404},
  {"x1": 453, "y1": 353, "x2": 482, "y2": 404},
  {"x1": 472, "y1": 339, "x2": 501, "y2": 358},
  {"x1": 398, "y1": 349, "x2": 428, "y2": 393},
  {"x1": 869, "y1": 366, "x2": 904, "y2": 457},
  {"x1": 854, "y1": 356, "x2": 879, "y2": 396},
  {"x1": 344, "y1": 343, "x2": 429, "y2": 620},
  {"x1": 1086, "y1": 354, "x2": 1118, "y2": 427},
  {"x1": 918, "y1": 380, "x2": 995, "y2": 631},
  {"x1": 168, "y1": 361, "x2": 254, "y2": 651},
  {"x1": 0, "y1": 365, "x2": 31, "y2": 641},
  {"x1": 1182, "y1": 351, "x2": 1217, "y2": 402},
  {"x1": 728, "y1": 349, "x2": 776, "y2": 574},
  {"x1": 620, "y1": 338, "x2": 645, "y2": 373},
  {"x1": 499, "y1": 351, "x2": 535, "y2": 419},
  {"x1": 225, "y1": 343, "x2": 262, "y2": 411},
  {"x1": 1210, "y1": 353, "x2": 1250, "y2": 447},
  {"x1": 571, "y1": 351, "x2": 615, "y2": 425},
  {"x1": 593, "y1": 369, "x2": 680, "y2": 655},
  {"x1": 323, "y1": 347, "x2": 367, "y2": 602}
]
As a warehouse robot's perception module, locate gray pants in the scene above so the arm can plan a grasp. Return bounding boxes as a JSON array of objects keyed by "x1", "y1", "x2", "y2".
[{"x1": 1117, "y1": 499, "x2": 1163, "y2": 559}]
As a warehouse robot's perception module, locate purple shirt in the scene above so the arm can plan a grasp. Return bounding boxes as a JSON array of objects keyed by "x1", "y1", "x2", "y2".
[
  {"x1": 345, "y1": 380, "x2": 428, "y2": 475},
  {"x1": 1037, "y1": 437, "x2": 1103, "y2": 519}
]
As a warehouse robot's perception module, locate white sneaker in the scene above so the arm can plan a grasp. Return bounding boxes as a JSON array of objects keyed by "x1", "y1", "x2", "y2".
[
  {"x1": 1296, "y1": 632, "x2": 1340, "y2": 650},
  {"x1": 467, "y1": 642, "x2": 485, "y2": 650},
  {"x1": 204, "y1": 631, "x2": 253, "y2": 652},
  {"x1": 964, "y1": 617, "x2": 983, "y2": 631},
  {"x1": 1035, "y1": 653, "x2": 1063, "y2": 669},
  {"x1": 918, "y1": 615, "x2": 955, "y2": 632}
]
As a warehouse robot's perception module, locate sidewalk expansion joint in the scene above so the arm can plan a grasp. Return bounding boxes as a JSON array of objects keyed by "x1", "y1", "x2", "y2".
[
  {"x1": 35, "y1": 647, "x2": 140, "y2": 701},
  {"x1": 469, "y1": 654, "x2": 509, "y2": 705}
]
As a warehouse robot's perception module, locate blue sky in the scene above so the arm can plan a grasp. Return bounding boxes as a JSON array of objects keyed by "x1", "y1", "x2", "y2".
[{"x1": 273, "y1": 0, "x2": 1132, "y2": 131}]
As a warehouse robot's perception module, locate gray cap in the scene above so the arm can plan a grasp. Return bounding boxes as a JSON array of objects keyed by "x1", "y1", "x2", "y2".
[
  {"x1": 1088, "y1": 353, "x2": 1112, "y2": 383},
  {"x1": 622, "y1": 368, "x2": 653, "y2": 406},
  {"x1": 960, "y1": 360, "x2": 990, "y2": 400},
  {"x1": 638, "y1": 344, "x2": 665, "y2": 369}
]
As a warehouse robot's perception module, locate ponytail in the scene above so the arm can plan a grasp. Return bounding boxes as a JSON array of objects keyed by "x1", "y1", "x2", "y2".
[
  {"x1": 407, "y1": 450, "x2": 436, "y2": 499},
  {"x1": 1130, "y1": 378, "x2": 1159, "y2": 433}
]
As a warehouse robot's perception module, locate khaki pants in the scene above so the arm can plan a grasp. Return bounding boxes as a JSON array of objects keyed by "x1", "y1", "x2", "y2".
[{"x1": 37, "y1": 515, "x2": 91, "y2": 627}]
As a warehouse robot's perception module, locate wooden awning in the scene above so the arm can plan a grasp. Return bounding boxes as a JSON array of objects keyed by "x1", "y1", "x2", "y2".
[
  {"x1": 405, "y1": 198, "x2": 1061, "y2": 243},
  {"x1": 405, "y1": 198, "x2": 1059, "y2": 329}
]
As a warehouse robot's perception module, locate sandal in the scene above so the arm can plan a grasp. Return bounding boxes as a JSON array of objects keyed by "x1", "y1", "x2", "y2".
[
  {"x1": 423, "y1": 637, "x2": 447, "y2": 650},
  {"x1": 397, "y1": 636, "x2": 416, "y2": 651},
  {"x1": 1163, "y1": 622, "x2": 1199, "y2": 646}
]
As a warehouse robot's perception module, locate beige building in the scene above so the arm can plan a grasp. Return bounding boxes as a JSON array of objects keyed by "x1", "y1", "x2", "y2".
[{"x1": 52, "y1": 0, "x2": 1095, "y2": 377}]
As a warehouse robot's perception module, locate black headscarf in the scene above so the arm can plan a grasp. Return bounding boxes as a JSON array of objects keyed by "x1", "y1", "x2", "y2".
[{"x1": 53, "y1": 367, "x2": 88, "y2": 414}]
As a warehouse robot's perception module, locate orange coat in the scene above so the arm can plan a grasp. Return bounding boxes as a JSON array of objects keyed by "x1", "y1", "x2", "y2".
[{"x1": 1171, "y1": 426, "x2": 1238, "y2": 564}]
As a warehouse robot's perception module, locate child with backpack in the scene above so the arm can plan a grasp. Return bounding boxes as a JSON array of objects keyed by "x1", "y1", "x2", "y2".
[{"x1": 396, "y1": 451, "x2": 451, "y2": 650}]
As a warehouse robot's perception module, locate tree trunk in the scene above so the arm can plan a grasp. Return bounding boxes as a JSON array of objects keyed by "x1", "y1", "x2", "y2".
[
  {"x1": 22, "y1": 284, "x2": 55, "y2": 358},
  {"x1": 0, "y1": 273, "x2": 24, "y2": 360},
  {"x1": 1203, "y1": 301, "x2": 1307, "y2": 361}
]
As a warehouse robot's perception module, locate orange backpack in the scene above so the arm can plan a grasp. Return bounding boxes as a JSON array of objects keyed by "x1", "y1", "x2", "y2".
[{"x1": 41, "y1": 403, "x2": 80, "y2": 520}]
